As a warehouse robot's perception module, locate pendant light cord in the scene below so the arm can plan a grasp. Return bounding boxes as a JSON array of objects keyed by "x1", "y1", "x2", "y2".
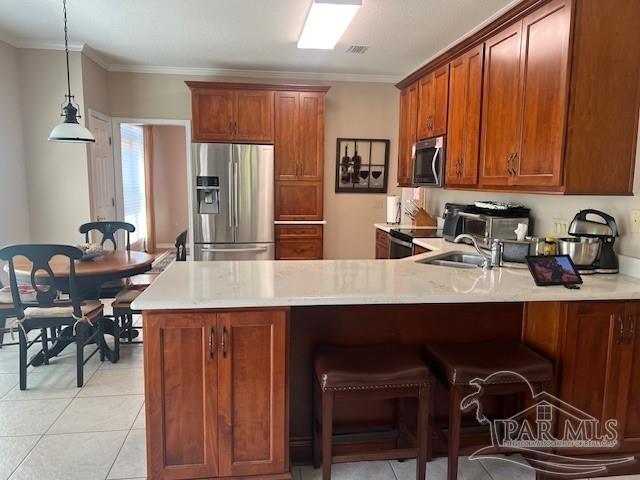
[{"x1": 63, "y1": 0, "x2": 71, "y2": 100}]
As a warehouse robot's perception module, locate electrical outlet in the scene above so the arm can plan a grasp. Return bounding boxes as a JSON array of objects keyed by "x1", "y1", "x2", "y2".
[
  {"x1": 553, "y1": 218, "x2": 569, "y2": 234},
  {"x1": 631, "y1": 210, "x2": 640, "y2": 234}
]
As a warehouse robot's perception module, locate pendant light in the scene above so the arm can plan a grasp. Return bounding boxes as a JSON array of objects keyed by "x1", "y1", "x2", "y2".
[{"x1": 48, "y1": 0, "x2": 95, "y2": 143}]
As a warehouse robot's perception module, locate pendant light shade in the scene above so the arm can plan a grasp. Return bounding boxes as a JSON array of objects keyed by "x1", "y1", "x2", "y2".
[{"x1": 49, "y1": 0, "x2": 95, "y2": 144}]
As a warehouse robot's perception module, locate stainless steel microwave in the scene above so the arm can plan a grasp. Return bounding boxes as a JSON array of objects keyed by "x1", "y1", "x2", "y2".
[{"x1": 412, "y1": 136, "x2": 445, "y2": 187}]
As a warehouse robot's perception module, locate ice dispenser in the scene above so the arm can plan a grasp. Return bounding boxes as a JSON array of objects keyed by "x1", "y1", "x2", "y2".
[{"x1": 196, "y1": 176, "x2": 220, "y2": 214}]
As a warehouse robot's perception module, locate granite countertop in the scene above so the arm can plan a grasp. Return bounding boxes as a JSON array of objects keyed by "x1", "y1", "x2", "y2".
[{"x1": 131, "y1": 237, "x2": 640, "y2": 310}]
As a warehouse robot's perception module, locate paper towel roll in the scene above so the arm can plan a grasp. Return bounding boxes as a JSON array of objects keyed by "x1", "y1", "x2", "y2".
[{"x1": 386, "y1": 195, "x2": 401, "y2": 224}]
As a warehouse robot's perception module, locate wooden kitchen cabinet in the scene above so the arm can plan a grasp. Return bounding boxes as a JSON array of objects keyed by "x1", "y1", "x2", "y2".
[
  {"x1": 187, "y1": 83, "x2": 274, "y2": 143},
  {"x1": 375, "y1": 228, "x2": 390, "y2": 259},
  {"x1": 276, "y1": 225, "x2": 323, "y2": 260},
  {"x1": 526, "y1": 300, "x2": 640, "y2": 455},
  {"x1": 397, "y1": 0, "x2": 640, "y2": 195},
  {"x1": 144, "y1": 310, "x2": 289, "y2": 480},
  {"x1": 445, "y1": 44, "x2": 483, "y2": 186},
  {"x1": 417, "y1": 64, "x2": 449, "y2": 140},
  {"x1": 275, "y1": 182, "x2": 323, "y2": 221},
  {"x1": 275, "y1": 91, "x2": 324, "y2": 182},
  {"x1": 397, "y1": 82, "x2": 418, "y2": 186}
]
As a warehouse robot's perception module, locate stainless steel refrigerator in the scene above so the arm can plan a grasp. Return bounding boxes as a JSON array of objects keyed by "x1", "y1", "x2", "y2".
[{"x1": 192, "y1": 143, "x2": 274, "y2": 261}]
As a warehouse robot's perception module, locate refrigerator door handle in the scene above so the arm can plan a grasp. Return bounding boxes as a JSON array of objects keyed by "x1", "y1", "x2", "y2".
[
  {"x1": 201, "y1": 246, "x2": 269, "y2": 253},
  {"x1": 227, "y1": 159, "x2": 234, "y2": 229},
  {"x1": 233, "y1": 160, "x2": 239, "y2": 228}
]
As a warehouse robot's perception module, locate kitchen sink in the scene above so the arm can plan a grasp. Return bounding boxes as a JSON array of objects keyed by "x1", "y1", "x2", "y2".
[{"x1": 416, "y1": 252, "x2": 486, "y2": 268}]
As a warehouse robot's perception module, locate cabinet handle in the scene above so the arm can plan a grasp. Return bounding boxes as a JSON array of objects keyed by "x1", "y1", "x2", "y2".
[
  {"x1": 617, "y1": 314, "x2": 625, "y2": 344},
  {"x1": 221, "y1": 326, "x2": 228, "y2": 358},
  {"x1": 512, "y1": 152, "x2": 519, "y2": 176},
  {"x1": 209, "y1": 326, "x2": 215, "y2": 359},
  {"x1": 229, "y1": 121, "x2": 234, "y2": 135},
  {"x1": 626, "y1": 315, "x2": 636, "y2": 345}
]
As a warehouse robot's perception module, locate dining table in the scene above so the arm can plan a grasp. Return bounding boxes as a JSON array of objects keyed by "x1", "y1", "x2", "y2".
[
  {"x1": 11, "y1": 250, "x2": 154, "y2": 299},
  {"x1": 8, "y1": 250, "x2": 154, "y2": 361}
]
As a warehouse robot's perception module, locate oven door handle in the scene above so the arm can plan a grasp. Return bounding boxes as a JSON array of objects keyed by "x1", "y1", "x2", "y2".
[
  {"x1": 431, "y1": 147, "x2": 441, "y2": 186},
  {"x1": 389, "y1": 236, "x2": 413, "y2": 249}
]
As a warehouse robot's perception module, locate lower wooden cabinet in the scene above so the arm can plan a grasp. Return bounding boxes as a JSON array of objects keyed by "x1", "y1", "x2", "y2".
[
  {"x1": 276, "y1": 225, "x2": 323, "y2": 260},
  {"x1": 527, "y1": 300, "x2": 640, "y2": 455},
  {"x1": 144, "y1": 310, "x2": 289, "y2": 480},
  {"x1": 375, "y1": 229, "x2": 390, "y2": 259}
]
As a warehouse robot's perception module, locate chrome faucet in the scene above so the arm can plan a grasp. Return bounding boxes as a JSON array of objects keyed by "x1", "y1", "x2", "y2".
[{"x1": 454, "y1": 234, "x2": 503, "y2": 270}]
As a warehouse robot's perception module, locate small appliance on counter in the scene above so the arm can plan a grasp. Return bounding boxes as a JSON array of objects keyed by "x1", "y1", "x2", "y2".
[
  {"x1": 386, "y1": 195, "x2": 401, "y2": 224},
  {"x1": 448, "y1": 201, "x2": 531, "y2": 247},
  {"x1": 559, "y1": 209, "x2": 619, "y2": 274},
  {"x1": 388, "y1": 228, "x2": 443, "y2": 259}
]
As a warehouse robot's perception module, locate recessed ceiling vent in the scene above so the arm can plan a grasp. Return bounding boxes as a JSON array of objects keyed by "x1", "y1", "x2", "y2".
[{"x1": 346, "y1": 45, "x2": 369, "y2": 54}]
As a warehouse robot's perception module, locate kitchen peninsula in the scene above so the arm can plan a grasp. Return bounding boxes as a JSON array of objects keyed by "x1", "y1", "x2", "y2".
[{"x1": 133, "y1": 249, "x2": 640, "y2": 480}]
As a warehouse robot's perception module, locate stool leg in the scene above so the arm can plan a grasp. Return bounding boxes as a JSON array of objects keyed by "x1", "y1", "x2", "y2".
[
  {"x1": 448, "y1": 385, "x2": 463, "y2": 480},
  {"x1": 416, "y1": 385, "x2": 429, "y2": 480},
  {"x1": 312, "y1": 379, "x2": 321, "y2": 469},
  {"x1": 321, "y1": 389, "x2": 334, "y2": 480}
]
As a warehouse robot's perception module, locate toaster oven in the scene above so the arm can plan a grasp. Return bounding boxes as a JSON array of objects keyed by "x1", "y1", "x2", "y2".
[{"x1": 459, "y1": 213, "x2": 530, "y2": 248}]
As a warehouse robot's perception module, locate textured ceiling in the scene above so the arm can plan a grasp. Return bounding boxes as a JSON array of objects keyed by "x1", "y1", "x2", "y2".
[{"x1": 0, "y1": 0, "x2": 517, "y2": 78}]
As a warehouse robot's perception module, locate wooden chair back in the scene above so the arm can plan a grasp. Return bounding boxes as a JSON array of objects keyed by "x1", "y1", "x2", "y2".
[{"x1": 79, "y1": 221, "x2": 135, "y2": 251}]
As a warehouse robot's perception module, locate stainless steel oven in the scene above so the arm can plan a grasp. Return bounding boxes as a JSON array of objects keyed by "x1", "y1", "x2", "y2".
[
  {"x1": 412, "y1": 136, "x2": 445, "y2": 187},
  {"x1": 389, "y1": 236, "x2": 413, "y2": 259}
]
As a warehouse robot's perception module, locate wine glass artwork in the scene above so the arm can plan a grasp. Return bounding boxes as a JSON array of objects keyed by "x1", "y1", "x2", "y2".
[{"x1": 335, "y1": 138, "x2": 389, "y2": 193}]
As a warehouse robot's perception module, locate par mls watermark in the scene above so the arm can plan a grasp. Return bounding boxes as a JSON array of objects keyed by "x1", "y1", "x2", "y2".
[{"x1": 460, "y1": 371, "x2": 634, "y2": 477}]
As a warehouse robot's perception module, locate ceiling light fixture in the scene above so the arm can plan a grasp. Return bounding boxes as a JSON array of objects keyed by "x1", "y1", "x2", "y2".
[
  {"x1": 297, "y1": 0, "x2": 362, "y2": 50},
  {"x1": 48, "y1": 0, "x2": 95, "y2": 143}
]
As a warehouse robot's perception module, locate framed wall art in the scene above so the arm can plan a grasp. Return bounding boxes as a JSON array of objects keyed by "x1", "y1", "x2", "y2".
[{"x1": 335, "y1": 138, "x2": 390, "y2": 193}]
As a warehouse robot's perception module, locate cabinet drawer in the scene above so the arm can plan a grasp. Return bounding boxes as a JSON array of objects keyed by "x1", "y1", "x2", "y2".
[
  {"x1": 276, "y1": 238, "x2": 323, "y2": 260},
  {"x1": 376, "y1": 229, "x2": 390, "y2": 247},
  {"x1": 276, "y1": 225, "x2": 323, "y2": 239}
]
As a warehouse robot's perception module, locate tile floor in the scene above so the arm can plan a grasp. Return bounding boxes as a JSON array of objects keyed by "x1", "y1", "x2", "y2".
[{"x1": 0, "y1": 332, "x2": 638, "y2": 480}]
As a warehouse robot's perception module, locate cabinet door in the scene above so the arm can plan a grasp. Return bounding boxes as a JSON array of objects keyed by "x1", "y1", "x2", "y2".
[
  {"x1": 398, "y1": 82, "x2": 418, "y2": 186},
  {"x1": 479, "y1": 22, "x2": 523, "y2": 186},
  {"x1": 299, "y1": 92, "x2": 324, "y2": 181},
  {"x1": 431, "y1": 64, "x2": 450, "y2": 137},
  {"x1": 275, "y1": 91, "x2": 300, "y2": 181},
  {"x1": 514, "y1": 0, "x2": 571, "y2": 187},
  {"x1": 192, "y1": 89, "x2": 234, "y2": 142},
  {"x1": 233, "y1": 90, "x2": 274, "y2": 143},
  {"x1": 217, "y1": 310, "x2": 288, "y2": 477},
  {"x1": 275, "y1": 182, "x2": 323, "y2": 221},
  {"x1": 144, "y1": 313, "x2": 218, "y2": 479},
  {"x1": 446, "y1": 45, "x2": 483, "y2": 186},
  {"x1": 560, "y1": 302, "x2": 625, "y2": 452},
  {"x1": 614, "y1": 302, "x2": 640, "y2": 452},
  {"x1": 417, "y1": 73, "x2": 434, "y2": 140},
  {"x1": 375, "y1": 229, "x2": 390, "y2": 259},
  {"x1": 276, "y1": 238, "x2": 323, "y2": 260}
]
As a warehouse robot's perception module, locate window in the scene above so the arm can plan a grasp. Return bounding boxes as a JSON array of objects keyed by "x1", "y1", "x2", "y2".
[
  {"x1": 537, "y1": 404, "x2": 553, "y2": 422},
  {"x1": 120, "y1": 124, "x2": 147, "y2": 246}
]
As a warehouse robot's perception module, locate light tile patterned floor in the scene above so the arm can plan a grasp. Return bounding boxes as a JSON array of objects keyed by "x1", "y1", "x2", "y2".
[{"x1": 0, "y1": 332, "x2": 639, "y2": 480}]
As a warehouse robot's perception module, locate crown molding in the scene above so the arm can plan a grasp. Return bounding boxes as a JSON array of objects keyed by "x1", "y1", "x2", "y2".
[
  {"x1": 107, "y1": 63, "x2": 401, "y2": 83},
  {"x1": 0, "y1": 34, "x2": 400, "y2": 83}
]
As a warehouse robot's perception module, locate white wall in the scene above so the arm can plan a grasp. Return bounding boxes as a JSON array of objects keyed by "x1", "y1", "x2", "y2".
[
  {"x1": 151, "y1": 125, "x2": 188, "y2": 246},
  {"x1": 18, "y1": 49, "x2": 92, "y2": 244},
  {"x1": 0, "y1": 40, "x2": 30, "y2": 247},
  {"x1": 423, "y1": 119, "x2": 640, "y2": 258}
]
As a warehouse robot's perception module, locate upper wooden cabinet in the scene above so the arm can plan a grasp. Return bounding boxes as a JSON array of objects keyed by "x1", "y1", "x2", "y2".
[
  {"x1": 446, "y1": 44, "x2": 483, "y2": 186},
  {"x1": 397, "y1": 82, "x2": 418, "y2": 186},
  {"x1": 144, "y1": 310, "x2": 289, "y2": 480},
  {"x1": 187, "y1": 83, "x2": 274, "y2": 143},
  {"x1": 479, "y1": 0, "x2": 570, "y2": 188},
  {"x1": 275, "y1": 91, "x2": 324, "y2": 182},
  {"x1": 417, "y1": 64, "x2": 449, "y2": 140},
  {"x1": 397, "y1": 0, "x2": 640, "y2": 195}
]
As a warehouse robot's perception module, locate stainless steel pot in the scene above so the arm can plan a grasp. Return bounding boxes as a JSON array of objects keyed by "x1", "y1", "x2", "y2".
[{"x1": 558, "y1": 237, "x2": 601, "y2": 266}]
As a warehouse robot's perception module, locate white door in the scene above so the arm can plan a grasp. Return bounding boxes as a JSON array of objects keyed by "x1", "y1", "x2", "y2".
[{"x1": 88, "y1": 111, "x2": 116, "y2": 223}]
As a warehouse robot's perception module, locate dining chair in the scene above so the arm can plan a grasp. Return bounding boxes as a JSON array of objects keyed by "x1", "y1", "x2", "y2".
[
  {"x1": 79, "y1": 221, "x2": 135, "y2": 251},
  {"x1": 0, "y1": 244, "x2": 106, "y2": 389},
  {"x1": 0, "y1": 280, "x2": 18, "y2": 348},
  {"x1": 111, "y1": 229, "x2": 188, "y2": 356}
]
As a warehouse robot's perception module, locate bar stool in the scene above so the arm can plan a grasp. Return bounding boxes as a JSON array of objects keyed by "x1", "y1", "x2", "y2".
[
  {"x1": 424, "y1": 339, "x2": 554, "y2": 480},
  {"x1": 313, "y1": 344, "x2": 431, "y2": 480}
]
